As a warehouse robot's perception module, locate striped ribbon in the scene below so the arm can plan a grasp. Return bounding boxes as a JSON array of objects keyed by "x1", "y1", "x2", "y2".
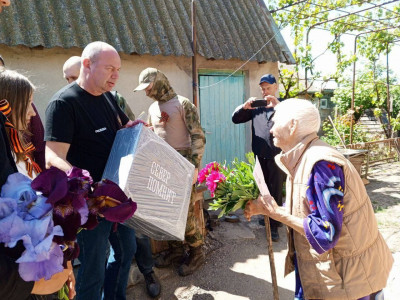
[{"x1": 0, "y1": 99, "x2": 42, "y2": 177}]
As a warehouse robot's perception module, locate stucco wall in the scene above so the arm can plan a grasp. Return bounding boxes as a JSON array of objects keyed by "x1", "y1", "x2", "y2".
[
  {"x1": 0, "y1": 45, "x2": 278, "y2": 116},
  {"x1": 1, "y1": 45, "x2": 278, "y2": 154}
]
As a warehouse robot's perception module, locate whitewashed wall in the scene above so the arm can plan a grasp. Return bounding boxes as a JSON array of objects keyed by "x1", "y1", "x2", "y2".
[{"x1": 0, "y1": 45, "x2": 278, "y2": 121}]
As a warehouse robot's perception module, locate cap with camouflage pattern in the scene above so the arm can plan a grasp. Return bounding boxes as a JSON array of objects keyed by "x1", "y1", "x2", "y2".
[
  {"x1": 134, "y1": 67, "x2": 158, "y2": 92},
  {"x1": 136, "y1": 68, "x2": 177, "y2": 102}
]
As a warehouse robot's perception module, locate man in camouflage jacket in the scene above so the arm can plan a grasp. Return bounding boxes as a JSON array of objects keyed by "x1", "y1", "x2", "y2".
[{"x1": 134, "y1": 67, "x2": 206, "y2": 276}]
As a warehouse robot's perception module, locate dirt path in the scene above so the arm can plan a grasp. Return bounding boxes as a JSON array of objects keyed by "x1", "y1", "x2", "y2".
[{"x1": 127, "y1": 162, "x2": 400, "y2": 300}]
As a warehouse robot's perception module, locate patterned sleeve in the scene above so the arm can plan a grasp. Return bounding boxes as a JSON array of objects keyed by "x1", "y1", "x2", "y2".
[
  {"x1": 304, "y1": 161, "x2": 345, "y2": 254},
  {"x1": 182, "y1": 99, "x2": 206, "y2": 168}
]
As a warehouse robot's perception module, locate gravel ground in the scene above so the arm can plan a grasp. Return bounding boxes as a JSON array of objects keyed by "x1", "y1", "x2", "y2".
[{"x1": 126, "y1": 162, "x2": 400, "y2": 300}]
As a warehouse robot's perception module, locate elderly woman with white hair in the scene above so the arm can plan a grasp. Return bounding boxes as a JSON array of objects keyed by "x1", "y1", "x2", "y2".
[{"x1": 245, "y1": 99, "x2": 393, "y2": 300}]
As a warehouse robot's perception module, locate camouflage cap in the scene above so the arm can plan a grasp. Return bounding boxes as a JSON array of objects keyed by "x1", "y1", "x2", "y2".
[{"x1": 134, "y1": 67, "x2": 158, "y2": 92}]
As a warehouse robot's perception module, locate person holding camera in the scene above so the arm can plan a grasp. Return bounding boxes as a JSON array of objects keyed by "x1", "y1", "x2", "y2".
[{"x1": 232, "y1": 73, "x2": 285, "y2": 242}]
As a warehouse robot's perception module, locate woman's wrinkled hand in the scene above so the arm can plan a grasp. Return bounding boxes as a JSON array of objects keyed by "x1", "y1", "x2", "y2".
[
  {"x1": 259, "y1": 194, "x2": 279, "y2": 217},
  {"x1": 244, "y1": 194, "x2": 279, "y2": 221},
  {"x1": 244, "y1": 196, "x2": 264, "y2": 221}
]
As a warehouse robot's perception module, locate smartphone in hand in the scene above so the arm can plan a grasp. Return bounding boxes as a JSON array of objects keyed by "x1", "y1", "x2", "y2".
[{"x1": 251, "y1": 99, "x2": 268, "y2": 108}]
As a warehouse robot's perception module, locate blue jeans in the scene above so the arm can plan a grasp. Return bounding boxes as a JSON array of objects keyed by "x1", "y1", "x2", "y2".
[
  {"x1": 135, "y1": 235, "x2": 154, "y2": 275},
  {"x1": 76, "y1": 220, "x2": 136, "y2": 300}
]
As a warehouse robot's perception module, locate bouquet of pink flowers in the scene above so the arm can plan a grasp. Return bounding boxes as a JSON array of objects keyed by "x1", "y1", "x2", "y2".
[
  {"x1": 198, "y1": 153, "x2": 260, "y2": 217},
  {"x1": 0, "y1": 166, "x2": 137, "y2": 285}
]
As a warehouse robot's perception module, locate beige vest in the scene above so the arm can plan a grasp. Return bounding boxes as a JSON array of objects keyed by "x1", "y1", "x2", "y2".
[
  {"x1": 275, "y1": 133, "x2": 393, "y2": 300},
  {"x1": 148, "y1": 95, "x2": 191, "y2": 150}
]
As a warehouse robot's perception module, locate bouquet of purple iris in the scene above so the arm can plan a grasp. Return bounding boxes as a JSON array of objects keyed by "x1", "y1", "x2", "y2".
[{"x1": 0, "y1": 166, "x2": 137, "y2": 282}]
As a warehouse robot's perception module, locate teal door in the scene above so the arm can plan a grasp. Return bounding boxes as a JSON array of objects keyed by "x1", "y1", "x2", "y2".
[{"x1": 199, "y1": 72, "x2": 246, "y2": 167}]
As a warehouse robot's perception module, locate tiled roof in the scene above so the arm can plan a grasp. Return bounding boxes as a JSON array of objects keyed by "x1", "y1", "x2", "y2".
[{"x1": 0, "y1": 0, "x2": 294, "y2": 64}]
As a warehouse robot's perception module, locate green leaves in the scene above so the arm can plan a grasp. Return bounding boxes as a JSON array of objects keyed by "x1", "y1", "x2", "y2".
[
  {"x1": 269, "y1": 0, "x2": 400, "y2": 100},
  {"x1": 321, "y1": 114, "x2": 367, "y2": 146},
  {"x1": 57, "y1": 284, "x2": 69, "y2": 300},
  {"x1": 207, "y1": 153, "x2": 260, "y2": 218},
  {"x1": 329, "y1": 62, "x2": 400, "y2": 127}
]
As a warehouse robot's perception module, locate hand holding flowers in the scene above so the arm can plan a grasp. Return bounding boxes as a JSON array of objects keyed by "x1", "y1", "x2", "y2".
[{"x1": 244, "y1": 194, "x2": 279, "y2": 221}]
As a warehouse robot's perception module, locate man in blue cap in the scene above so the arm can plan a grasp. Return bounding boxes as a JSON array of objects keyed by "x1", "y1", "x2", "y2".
[{"x1": 232, "y1": 73, "x2": 285, "y2": 241}]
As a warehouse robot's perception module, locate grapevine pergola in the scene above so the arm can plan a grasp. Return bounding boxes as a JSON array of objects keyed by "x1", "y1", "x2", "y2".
[
  {"x1": 267, "y1": 0, "x2": 400, "y2": 89},
  {"x1": 267, "y1": 0, "x2": 400, "y2": 139}
]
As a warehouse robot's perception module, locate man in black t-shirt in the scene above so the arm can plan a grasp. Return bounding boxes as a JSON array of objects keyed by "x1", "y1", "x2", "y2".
[
  {"x1": 45, "y1": 41, "x2": 137, "y2": 300},
  {"x1": 232, "y1": 74, "x2": 286, "y2": 242},
  {"x1": 59, "y1": 55, "x2": 161, "y2": 299}
]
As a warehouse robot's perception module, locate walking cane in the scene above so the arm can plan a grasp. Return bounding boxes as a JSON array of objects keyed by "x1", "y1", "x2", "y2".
[
  {"x1": 264, "y1": 215, "x2": 279, "y2": 300},
  {"x1": 253, "y1": 157, "x2": 279, "y2": 300}
]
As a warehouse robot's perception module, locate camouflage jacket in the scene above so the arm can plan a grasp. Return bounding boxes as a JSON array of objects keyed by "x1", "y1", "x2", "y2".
[
  {"x1": 112, "y1": 91, "x2": 135, "y2": 120},
  {"x1": 148, "y1": 95, "x2": 205, "y2": 168},
  {"x1": 147, "y1": 70, "x2": 205, "y2": 167}
]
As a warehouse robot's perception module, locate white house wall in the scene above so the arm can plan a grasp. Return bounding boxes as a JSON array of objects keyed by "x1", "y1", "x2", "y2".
[{"x1": 0, "y1": 45, "x2": 278, "y2": 154}]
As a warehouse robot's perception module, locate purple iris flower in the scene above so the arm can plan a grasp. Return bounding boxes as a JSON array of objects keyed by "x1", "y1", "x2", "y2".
[
  {"x1": 88, "y1": 179, "x2": 137, "y2": 225},
  {"x1": 66, "y1": 178, "x2": 89, "y2": 225},
  {"x1": 31, "y1": 167, "x2": 68, "y2": 205},
  {"x1": 0, "y1": 197, "x2": 17, "y2": 218},
  {"x1": 1, "y1": 172, "x2": 52, "y2": 221},
  {"x1": 24, "y1": 194, "x2": 52, "y2": 220},
  {"x1": 15, "y1": 214, "x2": 64, "y2": 281},
  {"x1": 66, "y1": 167, "x2": 93, "y2": 184},
  {"x1": 18, "y1": 241, "x2": 64, "y2": 281},
  {"x1": 0, "y1": 167, "x2": 136, "y2": 282},
  {"x1": 0, "y1": 172, "x2": 66, "y2": 282},
  {"x1": 1, "y1": 172, "x2": 37, "y2": 204},
  {"x1": 32, "y1": 167, "x2": 89, "y2": 241},
  {"x1": 53, "y1": 208, "x2": 82, "y2": 242},
  {"x1": 0, "y1": 197, "x2": 18, "y2": 245},
  {"x1": 60, "y1": 241, "x2": 80, "y2": 267}
]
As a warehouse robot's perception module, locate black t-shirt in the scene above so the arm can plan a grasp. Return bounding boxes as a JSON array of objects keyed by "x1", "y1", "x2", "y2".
[{"x1": 45, "y1": 83, "x2": 129, "y2": 182}]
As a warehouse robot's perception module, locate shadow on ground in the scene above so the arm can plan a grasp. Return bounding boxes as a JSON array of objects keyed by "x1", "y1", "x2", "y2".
[{"x1": 127, "y1": 218, "x2": 294, "y2": 300}]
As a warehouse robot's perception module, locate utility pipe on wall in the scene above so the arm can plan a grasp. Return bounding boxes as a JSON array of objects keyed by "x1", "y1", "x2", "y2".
[{"x1": 191, "y1": 0, "x2": 198, "y2": 108}]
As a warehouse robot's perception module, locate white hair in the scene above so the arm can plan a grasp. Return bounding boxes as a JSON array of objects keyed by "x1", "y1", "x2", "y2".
[
  {"x1": 274, "y1": 98, "x2": 321, "y2": 138},
  {"x1": 81, "y1": 41, "x2": 116, "y2": 63}
]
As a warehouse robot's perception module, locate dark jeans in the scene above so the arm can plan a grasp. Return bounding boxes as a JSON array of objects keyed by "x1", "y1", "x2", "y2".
[
  {"x1": 135, "y1": 235, "x2": 154, "y2": 275},
  {"x1": 76, "y1": 220, "x2": 136, "y2": 300},
  {"x1": 258, "y1": 156, "x2": 286, "y2": 228}
]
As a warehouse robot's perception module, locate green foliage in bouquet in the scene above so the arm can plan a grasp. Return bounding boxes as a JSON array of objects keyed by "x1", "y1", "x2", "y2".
[{"x1": 199, "y1": 153, "x2": 259, "y2": 218}]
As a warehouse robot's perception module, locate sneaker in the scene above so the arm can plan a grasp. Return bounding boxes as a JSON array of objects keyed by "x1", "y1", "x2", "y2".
[{"x1": 144, "y1": 272, "x2": 161, "y2": 298}]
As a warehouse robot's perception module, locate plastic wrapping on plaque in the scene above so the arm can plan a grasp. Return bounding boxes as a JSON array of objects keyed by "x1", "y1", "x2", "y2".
[{"x1": 103, "y1": 123, "x2": 194, "y2": 240}]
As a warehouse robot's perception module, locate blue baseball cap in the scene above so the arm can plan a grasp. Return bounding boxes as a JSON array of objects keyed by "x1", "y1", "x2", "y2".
[{"x1": 259, "y1": 74, "x2": 276, "y2": 85}]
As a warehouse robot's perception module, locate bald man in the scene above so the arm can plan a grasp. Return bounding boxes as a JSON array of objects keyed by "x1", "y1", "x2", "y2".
[
  {"x1": 61, "y1": 55, "x2": 159, "y2": 298},
  {"x1": 62, "y1": 55, "x2": 135, "y2": 120},
  {"x1": 62, "y1": 56, "x2": 81, "y2": 83},
  {"x1": 46, "y1": 42, "x2": 138, "y2": 300}
]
